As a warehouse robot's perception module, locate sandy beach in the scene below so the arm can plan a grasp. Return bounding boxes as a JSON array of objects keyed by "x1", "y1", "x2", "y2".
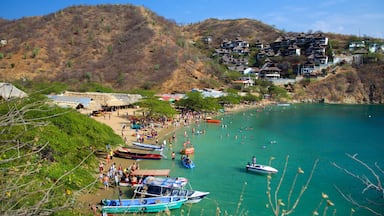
[
  {"x1": 78, "y1": 102, "x2": 270, "y2": 214},
  {"x1": 77, "y1": 107, "x2": 181, "y2": 212}
]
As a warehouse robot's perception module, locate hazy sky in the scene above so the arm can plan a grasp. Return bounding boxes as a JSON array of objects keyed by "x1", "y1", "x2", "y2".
[{"x1": 1, "y1": 0, "x2": 383, "y2": 38}]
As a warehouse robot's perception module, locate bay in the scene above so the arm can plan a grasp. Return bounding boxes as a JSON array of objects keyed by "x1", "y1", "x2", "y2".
[{"x1": 138, "y1": 104, "x2": 384, "y2": 215}]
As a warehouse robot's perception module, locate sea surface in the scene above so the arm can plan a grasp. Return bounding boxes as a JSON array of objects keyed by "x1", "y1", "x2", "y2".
[{"x1": 138, "y1": 104, "x2": 384, "y2": 215}]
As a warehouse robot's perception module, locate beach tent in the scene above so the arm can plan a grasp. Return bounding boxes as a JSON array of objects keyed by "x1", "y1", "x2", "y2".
[{"x1": 0, "y1": 83, "x2": 27, "y2": 100}]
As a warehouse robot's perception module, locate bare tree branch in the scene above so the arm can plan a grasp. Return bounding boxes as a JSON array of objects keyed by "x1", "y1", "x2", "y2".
[{"x1": 332, "y1": 153, "x2": 384, "y2": 216}]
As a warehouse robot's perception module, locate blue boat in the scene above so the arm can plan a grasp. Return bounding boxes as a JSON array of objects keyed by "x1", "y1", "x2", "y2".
[
  {"x1": 181, "y1": 155, "x2": 195, "y2": 168},
  {"x1": 101, "y1": 196, "x2": 187, "y2": 214}
]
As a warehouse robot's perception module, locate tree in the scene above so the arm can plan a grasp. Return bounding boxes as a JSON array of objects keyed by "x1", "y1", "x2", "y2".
[
  {"x1": 175, "y1": 91, "x2": 221, "y2": 112},
  {"x1": 0, "y1": 95, "x2": 120, "y2": 215},
  {"x1": 136, "y1": 97, "x2": 177, "y2": 118}
]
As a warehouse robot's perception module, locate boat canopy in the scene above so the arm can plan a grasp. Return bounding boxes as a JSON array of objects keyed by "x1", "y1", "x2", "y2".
[
  {"x1": 143, "y1": 176, "x2": 188, "y2": 188},
  {"x1": 131, "y1": 169, "x2": 170, "y2": 177}
]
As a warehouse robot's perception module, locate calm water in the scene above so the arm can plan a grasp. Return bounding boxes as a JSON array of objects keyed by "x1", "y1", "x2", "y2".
[{"x1": 139, "y1": 104, "x2": 384, "y2": 215}]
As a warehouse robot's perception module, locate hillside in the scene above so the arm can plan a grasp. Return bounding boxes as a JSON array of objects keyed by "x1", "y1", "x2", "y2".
[
  {"x1": 0, "y1": 4, "x2": 383, "y2": 103},
  {"x1": 184, "y1": 18, "x2": 281, "y2": 47},
  {"x1": 0, "y1": 5, "x2": 222, "y2": 93},
  {"x1": 293, "y1": 63, "x2": 384, "y2": 104}
]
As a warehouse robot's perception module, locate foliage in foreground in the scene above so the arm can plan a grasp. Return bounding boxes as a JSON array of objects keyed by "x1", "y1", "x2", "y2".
[{"x1": 0, "y1": 95, "x2": 123, "y2": 215}]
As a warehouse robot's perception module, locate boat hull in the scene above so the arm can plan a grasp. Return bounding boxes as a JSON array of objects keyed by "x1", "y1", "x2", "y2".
[
  {"x1": 206, "y1": 119, "x2": 221, "y2": 123},
  {"x1": 135, "y1": 177, "x2": 209, "y2": 204},
  {"x1": 114, "y1": 147, "x2": 162, "y2": 160},
  {"x1": 132, "y1": 141, "x2": 163, "y2": 150},
  {"x1": 181, "y1": 156, "x2": 195, "y2": 168},
  {"x1": 246, "y1": 164, "x2": 278, "y2": 174},
  {"x1": 101, "y1": 196, "x2": 186, "y2": 214},
  {"x1": 135, "y1": 186, "x2": 209, "y2": 204}
]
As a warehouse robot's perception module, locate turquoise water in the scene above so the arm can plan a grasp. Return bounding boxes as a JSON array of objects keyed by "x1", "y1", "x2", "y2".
[{"x1": 139, "y1": 104, "x2": 384, "y2": 215}]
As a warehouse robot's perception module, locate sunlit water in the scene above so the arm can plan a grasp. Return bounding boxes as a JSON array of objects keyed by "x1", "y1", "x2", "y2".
[{"x1": 138, "y1": 104, "x2": 384, "y2": 215}]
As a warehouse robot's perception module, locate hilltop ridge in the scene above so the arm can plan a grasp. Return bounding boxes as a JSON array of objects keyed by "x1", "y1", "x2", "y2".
[{"x1": 0, "y1": 4, "x2": 383, "y2": 103}]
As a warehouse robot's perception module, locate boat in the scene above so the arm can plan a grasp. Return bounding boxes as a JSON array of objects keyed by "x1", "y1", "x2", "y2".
[
  {"x1": 277, "y1": 103, "x2": 291, "y2": 107},
  {"x1": 181, "y1": 155, "x2": 195, "y2": 169},
  {"x1": 132, "y1": 141, "x2": 163, "y2": 150},
  {"x1": 246, "y1": 163, "x2": 278, "y2": 174},
  {"x1": 206, "y1": 118, "x2": 221, "y2": 123},
  {"x1": 100, "y1": 196, "x2": 187, "y2": 214},
  {"x1": 141, "y1": 176, "x2": 189, "y2": 188},
  {"x1": 114, "y1": 147, "x2": 162, "y2": 160},
  {"x1": 134, "y1": 176, "x2": 209, "y2": 204}
]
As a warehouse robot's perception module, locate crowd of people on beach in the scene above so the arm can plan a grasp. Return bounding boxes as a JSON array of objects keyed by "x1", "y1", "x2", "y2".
[{"x1": 98, "y1": 145, "x2": 143, "y2": 191}]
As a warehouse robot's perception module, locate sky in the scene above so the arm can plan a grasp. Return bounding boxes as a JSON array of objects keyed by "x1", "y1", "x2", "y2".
[{"x1": 1, "y1": 0, "x2": 384, "y2": 38}]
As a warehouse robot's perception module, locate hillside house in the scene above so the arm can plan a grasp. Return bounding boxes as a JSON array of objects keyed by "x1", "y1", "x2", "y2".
[
  {"x1": 288, "y1": 45, "x2": 301, "y2": 56},
  {"x1": 300, "y1": 61, "x2": 315, "y2": 75},
  {"x1": 254, "y1": 40, "x2": 264, "y2": 49},
  {"x1": 232, "y1": 77, "x2": 255, "y2": 88},
  {"x1": 349, "y1": 41, "x2": 366, "y2": 51},
  {"x1": 259, "y1": 62, "x2": 281, "y2": 79}
]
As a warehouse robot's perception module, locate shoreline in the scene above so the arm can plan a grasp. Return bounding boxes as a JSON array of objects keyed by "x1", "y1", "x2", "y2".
[{"x1": 77, "y1": 101, "x2": 271, "y2": 213}]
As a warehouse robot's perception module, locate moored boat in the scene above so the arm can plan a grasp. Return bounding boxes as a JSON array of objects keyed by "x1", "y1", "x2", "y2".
[
  {"x1": 132, "y1": 141, "x2": 163, "y2": 150},
  {"x1": 142, "y1": 176, "x2": 189, "y2": 188},
  {"x1": 101, "y1": 196, "x2": 187, "y2": 214},
  {"x1": 181, "y1": 155, "x2": 195, "y2": 169},
  {"x1": 134, "y1": 184, "x2": 209, "y2": 204},
  {"x1": 206, "y1": 119, "x2": 221, "y2": 123},
  {"x1": 246, "y1": 163, "x2": 278, "y2": 174},
  {"x1": 114, "y1": 147, "x2": 162, "y2": 160}
]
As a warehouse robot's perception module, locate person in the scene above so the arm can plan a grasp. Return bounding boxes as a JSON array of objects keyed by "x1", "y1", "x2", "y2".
[
  {"x1": 114, "y1": 174, "x2": 119, "y2": 187},
  {"x1": 109, "y1": 150, "x2": 113, "y2": 161},
  {"x1": 99, "y1": 161, "x2": 104, "y2": 173},
  {"x1": 103, "y1": 174, "x2": 109, "y2": 190},
  {"x1": 252, "y1": 156, "x2": 257, "y2": 166},
  {"x1": 118, "y1": 187, "x2": 123, "y2": 206},
  {"x1": 171, "y1": 152, "x2": 175, "y2": 160}
]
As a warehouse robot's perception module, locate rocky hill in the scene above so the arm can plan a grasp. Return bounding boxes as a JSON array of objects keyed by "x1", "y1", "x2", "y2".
[
  {"x1": 0, "y1": 5, "x2": 227, "y2": 93},
  {"x1": 0, "y1": 4, "x2": 383, "y2": 103}
]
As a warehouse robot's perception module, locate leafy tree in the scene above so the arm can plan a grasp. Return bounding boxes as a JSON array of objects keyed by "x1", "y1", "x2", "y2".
[
  {"x1": 136, "y1": 97, "x2": 177, "y2": 118},
  {"x1": 175, "y1": 91, "x2": 221, "y2": 112},
  {"x1": 0, "y1": 94, "x2": 122, "y2": 215},
  {"x1": 268, "y1": 85, "x2": 290, "y2": 100},
  {"x1": 222, "y1": 70, "x2": 242, "y2": 84},
  {"x1": 241, "y1": 93, "x2": 261, "y2": 103}
]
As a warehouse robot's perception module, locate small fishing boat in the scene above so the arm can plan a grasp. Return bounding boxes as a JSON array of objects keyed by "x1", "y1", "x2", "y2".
[
  {"x1": 134, "y1": 179, "x2": 210, "y2": 204},
  {"x1": 100, "y1": 196, "x2": 187, "y2": 214},
  {"x1": 132, "y1": 141, "x2": 163, "y2": 150},
  {"x1": 114, "y1": 147, "x2": 162, "y2": 160},
  {"x1": 181, "y1": 155, "x2": 195, "y2": 169},
  {"x1": 206, "y1": 118, "x2": 221, "y2": 123},
  {"x1": 246, "y1": 163, "x2": 278, "y2": 174}
]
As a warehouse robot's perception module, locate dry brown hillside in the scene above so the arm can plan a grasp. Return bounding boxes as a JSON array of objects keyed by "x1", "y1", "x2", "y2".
[
  {"x1": 293, "y1": 63, "x2": 384, "y2": 104},
  {"x1": 185, "y1": 18, "x2": 281, "y2": 47},
  {"x1": 0, "y1": 5, "x2": 222, "y2": 93}
]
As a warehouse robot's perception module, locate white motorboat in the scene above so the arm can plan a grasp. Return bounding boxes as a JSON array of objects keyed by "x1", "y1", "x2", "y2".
[
  {"x1": 134, "y1": 176, "x2": 209, "y2": 204},
  {"x1": 246, "y1": 163, "x2": 278, "y2": 174}
]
